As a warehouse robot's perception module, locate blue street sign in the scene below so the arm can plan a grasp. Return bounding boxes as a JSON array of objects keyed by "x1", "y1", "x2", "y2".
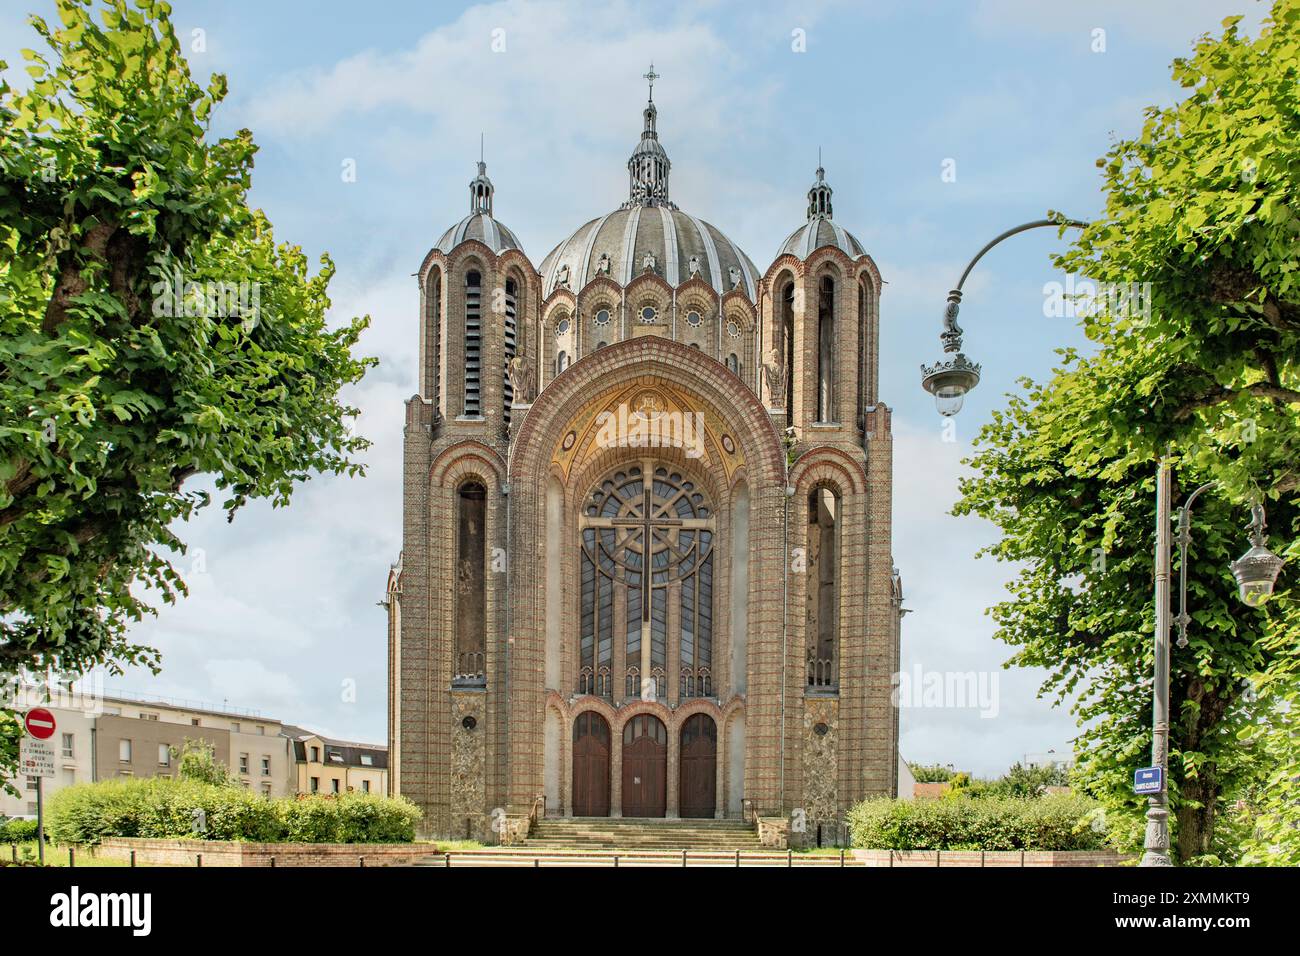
[{"x1": 1134, "y1": 767, "x2": 1164, "y2": 795}]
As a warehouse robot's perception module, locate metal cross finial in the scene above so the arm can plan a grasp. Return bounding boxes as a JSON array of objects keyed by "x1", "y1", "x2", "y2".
[
  {"x1": 644, "y1": 63, "x2": 660, "y2": 101},
  {"x1": 479, "y1": 132, "x2": 484, "y2": 164}
]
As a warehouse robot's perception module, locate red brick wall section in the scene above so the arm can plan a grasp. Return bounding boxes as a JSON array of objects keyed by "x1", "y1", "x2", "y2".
[{"x1": 96, "y1": 838, "x2": 434, "y2": 867}]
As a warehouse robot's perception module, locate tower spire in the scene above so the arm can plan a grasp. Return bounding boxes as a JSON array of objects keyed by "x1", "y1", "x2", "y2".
[
  {"x1": 623, "y1": 66, "x2": 674, "y2": 209},
  {"x1": 469, "y1": 138, "x2": 493, "y2": 215},
  {"x1": 807, "y1": 156, "x2": 833, "y2": 220}
]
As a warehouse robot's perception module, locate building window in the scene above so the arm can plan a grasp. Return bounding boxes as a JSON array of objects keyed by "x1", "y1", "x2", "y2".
[
  {"x1": 262, "y1": 784, "x2": 272, "y2": 797},
  {"x1": 261, "y1": 756, "x2": 271, "y2": 776},
  {"x1": 104, "y1": 706, "x2": 121, "y2": 716},
  {"x1": 555, "y1": 317, "x2": 571, "y2": 336},
  {"x1": 555, "y1": 350, "x2": 570, "y2": 376},
  {"x1": 310, "y1": 746, "x2": 320, "y2": 762},
  {"x1": 454, "y1": 481, "x2": 488, "y2": 686},
  {"x1": 685, "y1": 310, "x2": 701, "y2": 327},
  {"x1": 331, "y1": 779, "x2": 340, "y2": 794},
  {"x1": 190, "y1": 718, "x2": 200, "y2": 726},
  {"x1": 118, "y1": 739, "x2": 132, "y2": 763},
  {"x1": 780, "y1": 281, "x2": 795, "y2": 424},
  {"x1": 427, "y1": 270, "x2": 442, "y2": 409},
  {"x1": 817, "y1": 275, "x2": 835, "y2": 422},
  {"x1": 726, "y1": 353, "x2": 739, "y2": 376},
  {"x1": 579, "y1": 465, "x2": 714, "y2": 701},
  {"x1": 362, "y1": 780, "x2": 371, "y2": 793},
  {"x1": 61, "y1": 733, "x2": 74, "y2": 758},
  {"x1": 639, "y1": 305, "x2": 658, "y2": 323},
  {"x1": 63, "y1": 768, "x2": 75, "y2": 787},
  {"x1": 310, "y1": 776, "x2": 320, "y2": 793},
  {"x1": 158, "y1": 744, "x2": 170, "y2": 767},
  {"x1": 230, "y1": 722, "x2": 240, "y2": 733},
  {"x1": 593, "y1": 308, "x2": 611, "y2": 327},
  {"x1": 139, "y1": 712, "x2": 158, "y2": 721},
  {"x1": 239, "y1": 754, "x2": 249, "y2": 775},
  {"x1": 463, "y1": 270, "x2": 482, "y2": 416},
  {"x1": 806, "y1": 486, "x2": 840, "y2": 689},
  {"x1": 360, "y1": 754, "x2": 373, "y2": 767}
]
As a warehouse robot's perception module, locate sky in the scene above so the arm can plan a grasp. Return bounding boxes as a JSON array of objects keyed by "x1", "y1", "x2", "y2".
[{"x1": 0, "y1": 0, "x2": 1272, "y2": 774}]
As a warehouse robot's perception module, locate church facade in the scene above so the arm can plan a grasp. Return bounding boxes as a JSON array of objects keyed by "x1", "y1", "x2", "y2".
[{"x1": 386, "y1": 79, "x2": 904, "y2": 840}]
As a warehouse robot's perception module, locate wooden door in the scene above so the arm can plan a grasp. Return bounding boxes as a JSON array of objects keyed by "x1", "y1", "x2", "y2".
[
  {"x1": 572, "y1": 711, "x2": 610, "y2": 817},
  {"x1": 678, "y1": 714, "x2": 717, "y2": 818},
  {"x1": 621, "y1": 714, "x2": 667, "y2": 817}
]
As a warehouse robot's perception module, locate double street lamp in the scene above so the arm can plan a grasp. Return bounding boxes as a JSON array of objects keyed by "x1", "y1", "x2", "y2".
[{"x1": 922, "y1": 219, "x2": 1285, "y2": 866}]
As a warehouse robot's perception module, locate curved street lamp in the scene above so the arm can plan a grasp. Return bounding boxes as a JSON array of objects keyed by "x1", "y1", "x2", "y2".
[{"x1": 920, "y1": 217, "x2": 1086, "y2": 416}]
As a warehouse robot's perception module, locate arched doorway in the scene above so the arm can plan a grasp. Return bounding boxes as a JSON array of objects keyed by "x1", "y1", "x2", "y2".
[
  {"x1": 679, "y1": 713, "x2": 717, "y2": 818},
  {"x1": 621, "y1": 714, "x2": 667, "y2": 817},
  {"x1": 572, "y1": 711, "x2": 610, "y2": 817}
]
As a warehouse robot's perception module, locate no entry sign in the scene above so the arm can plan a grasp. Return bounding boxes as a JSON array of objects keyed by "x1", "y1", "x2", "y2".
[{"x1": 24, "y1": 707, "x2": 56, "y2": 740}]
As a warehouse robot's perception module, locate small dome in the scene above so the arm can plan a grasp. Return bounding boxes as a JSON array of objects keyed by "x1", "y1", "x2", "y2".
[
  {"x1": 434, "y1": 157, "x2": 525, "y2": 256},
  {"x1": 435, "y1": 213, "x2": 524, "y2": 256},
  {"x1": 778, "y1": 217, "x2": 866, "y2": 260},
  {"x1": 777, "y1": 164, "x2": 866, "y2": 261}
]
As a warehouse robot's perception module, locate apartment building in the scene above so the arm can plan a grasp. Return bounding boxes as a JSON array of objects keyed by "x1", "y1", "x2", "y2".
[{"x1": 282, "y1": 724, "x2": 388, "y2": 797}]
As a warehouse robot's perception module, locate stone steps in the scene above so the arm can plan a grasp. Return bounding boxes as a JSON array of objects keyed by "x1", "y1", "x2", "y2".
[
  {"x1": 527, "y1": 817, "x2": 760, "y2": 850},
  {"x1": 415, "y1": 848, "x2": 857, "y2": 868}
]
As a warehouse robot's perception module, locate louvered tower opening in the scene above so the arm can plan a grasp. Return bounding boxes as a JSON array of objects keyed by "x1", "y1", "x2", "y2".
[
  {"x1": 463, "y1": 270, "x2": 482, "y2": 416},
  {"x1": 503, "y1": 278, "x2": 517, "y2": 424}
]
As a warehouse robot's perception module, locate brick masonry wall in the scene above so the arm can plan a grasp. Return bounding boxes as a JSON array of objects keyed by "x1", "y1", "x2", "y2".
[{"x1": 97, "y1": 838, "x2": 432, "y2": 868}]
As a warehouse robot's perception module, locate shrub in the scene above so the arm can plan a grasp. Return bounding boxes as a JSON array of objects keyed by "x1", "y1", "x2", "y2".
[
  {"x1": 46, "y1": 777, "x2": 421, "y2": 845},
  {"x1": 0, "y1": 817, "x2": 39, "y2": 842},
  {"x1": 847, "y1": 794, "x2": 1114, "y2": 851}
]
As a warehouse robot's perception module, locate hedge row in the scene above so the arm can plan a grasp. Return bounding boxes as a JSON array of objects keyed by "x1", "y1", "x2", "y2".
[
  {"x1": 0, "y1": 817, "x2": 39, "y2": 843},
  {"x1": 45, "y1": 778, "x2": 421, "y2": 846},
  {"x1": 847, "y1": 794, "x2": 1111, "y2": 851}
]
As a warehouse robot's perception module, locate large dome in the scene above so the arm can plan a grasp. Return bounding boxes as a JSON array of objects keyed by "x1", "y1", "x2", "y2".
[
  {"x1": 540, "y1": 207, "x2": 759, "y2": 299},
  {"x1": 540, "y1": 89, "x2": 758, "y2": 299}
]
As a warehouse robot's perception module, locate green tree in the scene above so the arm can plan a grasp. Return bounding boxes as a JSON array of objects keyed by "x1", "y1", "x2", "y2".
[
  {"x1": 908, "y1": 762, "x2": 956, "y2": 783},
  {"x1": 173, "y1": 738, "x2": 233, "y2": 787},
  {"x1": 0, "y1": 1, "x2": 375, "y2": 776},
  {"x1": 956, "y1": 4, "x2": 1300, "y2": 862}
]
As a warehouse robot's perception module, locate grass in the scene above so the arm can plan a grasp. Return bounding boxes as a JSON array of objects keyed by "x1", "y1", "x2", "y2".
[
  {"x1": 3, "y1": 841, "x2": 138, "y2": 867},
  {"x1": 436, "y1": 840, "x2": 485, "y2": 852}
]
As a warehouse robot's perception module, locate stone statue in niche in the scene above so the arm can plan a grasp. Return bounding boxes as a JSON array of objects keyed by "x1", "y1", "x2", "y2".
[
  {"x1": 729, "y1": 266, "x2": 743, "y2": 290},
  {"x1": 641, "y1": 249, "x2": 658, "y2": 274},
  {"x1": 555, "y1": 264, "x2": 570, "y2": 288},
  {"x1": 596, "y1": 252, "x2": 611, "y2": 276},
  {"x1": 506, "y1": 355, "x2": 535, "y2": 405},
  {"x1": 688, "y1": 255, "x2": 701, "y2": 278},
  {"x1": 763, "y1": 347, "x2": 787, "y2": 407}
]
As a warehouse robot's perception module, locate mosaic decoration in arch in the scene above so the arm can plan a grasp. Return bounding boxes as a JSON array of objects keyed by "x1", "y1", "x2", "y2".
[{"x1": 551, "y1": 379, "x2": 746, "y2": 485}]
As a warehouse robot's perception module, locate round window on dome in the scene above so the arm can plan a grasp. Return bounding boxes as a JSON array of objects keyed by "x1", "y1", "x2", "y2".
[
  {"x1": 686, "y1": 310, "x2": 702, "y2": 327},
  {"x1": 593, "y1": 308, "x2": 611, "y2": 326},
  {"x1": 640, "y1": 306, "x2": 658, "y2": 324}
]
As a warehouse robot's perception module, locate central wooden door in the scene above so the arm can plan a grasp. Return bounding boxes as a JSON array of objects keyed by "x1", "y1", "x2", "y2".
[
  {"x1": 621, "y1": 714, "x2": 667, "y2": 817},
  {"x1": 678, "y1": 713, "x2": 717, "y2": 818},
  {"x1": 572, "y1": 711, "x2": 610, "y2": 817}
]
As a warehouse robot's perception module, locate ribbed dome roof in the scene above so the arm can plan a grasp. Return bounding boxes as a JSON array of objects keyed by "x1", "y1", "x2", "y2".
[
  {"x1": 435, "y1": 213, "x2": 524, "y2": 256},
  {"x1": 777, "y1": 164, "x2": 866, "y2": 261},
  {"x1": 540, "y1": 207, "x2": 759, "y2": 299},
  {"x1": 434, "y1": 158, "x2": 524, "y2": 256},
  {"x1": 540, "y1": 72, "x2": 758, "y2": 299},
  {"x1": 778, "y1": 217, "x2": 866, "y2": 260}
]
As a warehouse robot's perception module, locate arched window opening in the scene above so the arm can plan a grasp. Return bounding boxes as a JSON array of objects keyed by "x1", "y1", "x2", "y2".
[
  {"x1": 503, "y1": 278, "x2": 518, "y2": 424},
  {"x1": 805, "y1": 485, "x2": 838, "y2": 690},
  {"x1": 463, "y1": 270, "x2": 482, "y2": 416},
  {"x1": 556, "y1": 350, "x2": 569, "y2": 377},
  {"x1": 781, "y1": 282, "x2": 795, "y2": 425},
  {"x1": 454, "y1": 482, "x2": 487, "y2": 685},
  {"x1": 857, "y1": 279, "x2": 867, "y2": 430},
  {"x1": 427, "y1": 272, "x2": 441, "y2": 409},
  {"x1": 817, "y1": 275, "x2": 835, "y2": 422},
  {"x1": 726, "y1": 352, "x2": 739, "y2": 376},
  {"x1": 580, "y1": 464, "x2": 715, "y2": 703}
]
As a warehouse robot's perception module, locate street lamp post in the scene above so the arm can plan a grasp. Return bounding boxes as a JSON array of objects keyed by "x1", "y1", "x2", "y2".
[{"x1": 923, "y1": 220, "x2": 1286, "y2": 867}]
